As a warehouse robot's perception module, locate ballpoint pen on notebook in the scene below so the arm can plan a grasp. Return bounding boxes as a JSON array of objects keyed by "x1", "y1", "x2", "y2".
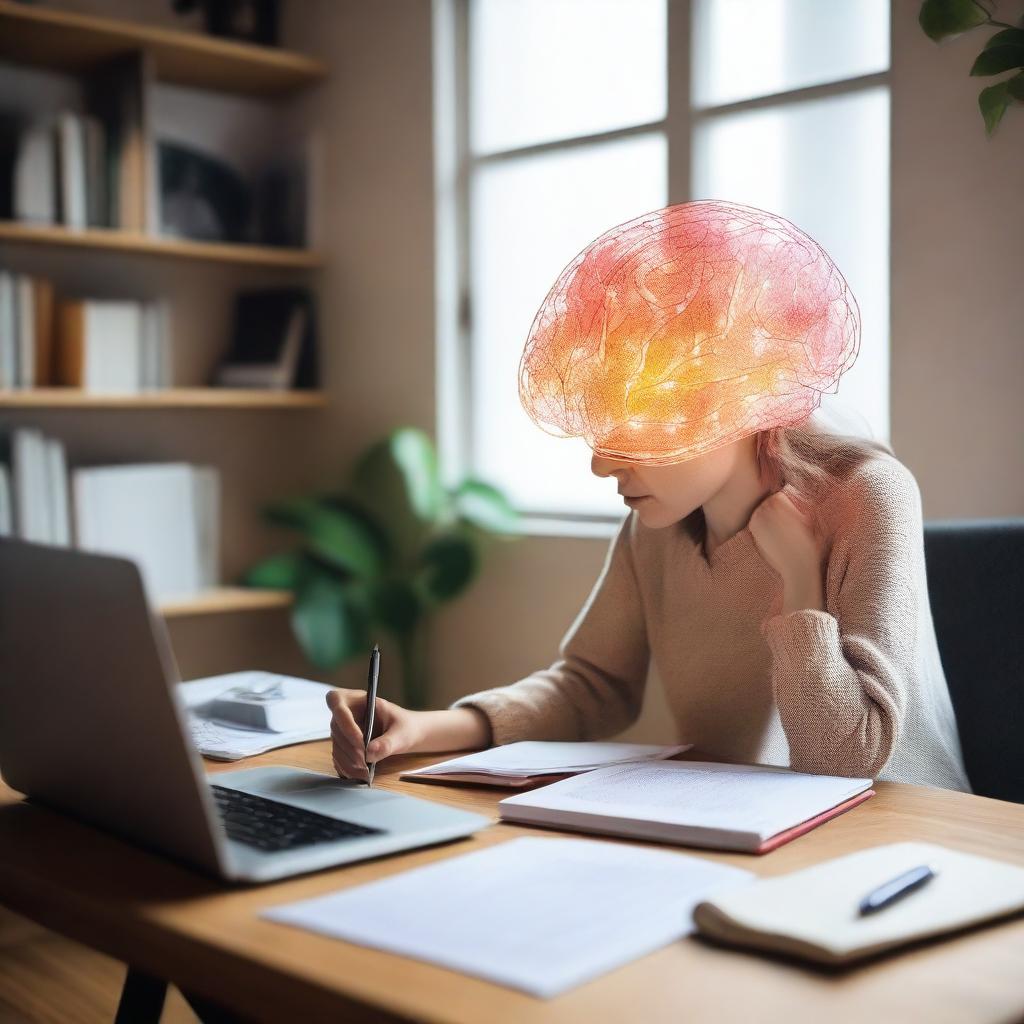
[
  {"x1": 362, "y1": 644, "x2": 380, "y2": 787},
  {"x1": 858, "y1": 864, "x2": 936, "y2": 916}
]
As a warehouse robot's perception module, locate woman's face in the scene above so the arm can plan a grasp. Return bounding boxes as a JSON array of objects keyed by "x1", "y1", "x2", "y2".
[{"x1": 591, "y1": 439, "x2": 747, "y2": 529}]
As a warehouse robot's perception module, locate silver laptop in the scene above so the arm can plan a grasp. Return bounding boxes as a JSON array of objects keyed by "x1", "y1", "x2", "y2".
[{"x1": 0, "y1": 540, "x2": 488, "y2": 883}]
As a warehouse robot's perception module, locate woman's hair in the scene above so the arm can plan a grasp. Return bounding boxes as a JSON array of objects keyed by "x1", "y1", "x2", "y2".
[{"x1": 755, "y1": 406, "x2": 894, "y2": 538}]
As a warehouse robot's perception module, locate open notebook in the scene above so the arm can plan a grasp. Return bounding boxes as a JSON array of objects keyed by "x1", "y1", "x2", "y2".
[
  {"x1": 402, "y1": 741, "x2": 690, "y2": 788},
  {"x1": 499, "y1": 760, "x2": 874, "y2": 854},
  {"x1": 692, "y1": 842, "x2": 1024, "y2": 965}
]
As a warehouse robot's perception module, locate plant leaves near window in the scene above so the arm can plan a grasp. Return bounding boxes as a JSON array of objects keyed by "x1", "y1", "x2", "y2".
[
  {"x1": 350, "y1": 428, "x2": 445, "y2": 559},
  {"x1": 416, "y1": 533, "x2": 480, "y2": 604},
  {"x1": 979, "y1": 80, "x2": 1013, "y2": 133},
  {"x1": 983, "y1": 27, "x2": 1024, "y2": 50},
  {"x1": 291, "y1": 571, "x2": 368, "y2": 669},
  {"x1": 453, "y1": 479, "x2": 519, "y2": 535},
  {"x1": 244, "y1": 550, "x2": 308, "y2": 589},
  {"x1": 919, "y1": 0, "x2": 989, "y2": 42},
  {"x1": 970, "y1": 44, "x2": 1024, "y2": 76},
  {"x1": 264, "y1": 496, "x2": 384, "y2": 579}
]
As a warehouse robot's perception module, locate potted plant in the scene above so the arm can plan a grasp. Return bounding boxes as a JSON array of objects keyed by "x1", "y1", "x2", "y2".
[{"x1": 244, "y1": 428, "x2": 517, "y2": 709}]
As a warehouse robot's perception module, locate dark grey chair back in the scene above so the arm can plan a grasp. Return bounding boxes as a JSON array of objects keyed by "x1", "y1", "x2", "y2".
[{"x1": 923, "y1": 519, "x2": 1024, "y2": 804}]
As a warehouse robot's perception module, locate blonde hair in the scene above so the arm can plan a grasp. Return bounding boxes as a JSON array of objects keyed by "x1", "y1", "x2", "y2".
[{"x1": 755, "y1": 408, "x2": 894, "y2": 539}]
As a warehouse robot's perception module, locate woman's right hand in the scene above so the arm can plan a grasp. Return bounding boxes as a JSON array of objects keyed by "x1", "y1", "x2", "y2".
[{"x1": 325, "y1": 688, "x2": 423, "y2": 781}]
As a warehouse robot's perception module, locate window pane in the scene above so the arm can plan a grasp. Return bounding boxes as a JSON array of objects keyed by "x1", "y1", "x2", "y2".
[
  {"x1": 470, "y1": 134, "x2": 668, "y2": 516},
  {"x1": 692, "y1": 87, "x2": 890, "y2": 440},
  {"x1": 692, "y1": 0, "x2": 889, "y2": 108},
  {"x1": 470, "y1": 0, "x2": 667, "y2": 155}
]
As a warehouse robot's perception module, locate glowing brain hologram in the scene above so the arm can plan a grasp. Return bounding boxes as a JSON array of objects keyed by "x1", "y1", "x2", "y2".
[{"x1": 518, "y1": 201, "x2": 861, "y2": 465}]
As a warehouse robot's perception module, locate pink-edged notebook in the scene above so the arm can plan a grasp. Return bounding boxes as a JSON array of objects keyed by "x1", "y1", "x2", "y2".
[{"x1": 499, "y1": 761, "x2": 875, "y2": 855}]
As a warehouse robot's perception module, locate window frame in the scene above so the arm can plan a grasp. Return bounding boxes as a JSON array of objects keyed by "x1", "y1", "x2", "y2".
[{"x1": 435, "y1": 0, "x2": 891, "y2": 537}]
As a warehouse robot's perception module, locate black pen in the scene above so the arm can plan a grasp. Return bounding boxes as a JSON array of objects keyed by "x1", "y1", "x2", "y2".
[
  {"x1": 362, "y1": 644, "x2": 380, "y2": 787},
  {"x1": 858, "y1": 864, "x2": 935, "y2": 916}
]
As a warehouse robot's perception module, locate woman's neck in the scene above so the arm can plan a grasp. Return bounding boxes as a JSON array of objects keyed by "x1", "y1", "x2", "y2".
[{"x1": 702, "y1": 436, "x2": 772, "y2": 554}]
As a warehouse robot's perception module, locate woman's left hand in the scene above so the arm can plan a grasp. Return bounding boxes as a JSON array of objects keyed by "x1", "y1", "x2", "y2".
[{"x1": 748, "y1": 487, "x2": 826, "y2": 613}]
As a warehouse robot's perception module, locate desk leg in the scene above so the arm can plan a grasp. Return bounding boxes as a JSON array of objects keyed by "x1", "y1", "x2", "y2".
[{"x1": 114, "y1": 968, "x2": 167, "y2": 1023}]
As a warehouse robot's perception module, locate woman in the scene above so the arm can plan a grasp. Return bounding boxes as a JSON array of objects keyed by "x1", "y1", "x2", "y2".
[{"x1": 328, "y1": 201, "x2": 970, "y2": 791}]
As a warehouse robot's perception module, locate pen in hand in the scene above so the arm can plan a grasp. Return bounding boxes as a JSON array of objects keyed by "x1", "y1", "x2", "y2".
[
  {"x1": 362, "y1": 644, "x2": 380, "y2": 787},
  {"x1": 858, "y1": 864, "x2": 935, "y2": 916}
]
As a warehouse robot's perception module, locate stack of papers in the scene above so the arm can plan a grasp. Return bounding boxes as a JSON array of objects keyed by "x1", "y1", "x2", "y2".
[
  {"x1": 263, "y1": 836, "x2": 753, "y2": 998},
  {"x1": 179, "y1": 671, "x2": 332, "y2": 761},
  {"x1": 402, "y1": 740, "x2": 691, "y2": 788}
]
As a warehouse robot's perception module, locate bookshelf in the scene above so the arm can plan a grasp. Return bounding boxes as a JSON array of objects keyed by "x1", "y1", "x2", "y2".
[
  {"x1": 0, "y1": 222, "x2": 323, "y2": 268},
  {"x1": 0, "y1": 388, "x2": 327, "y2": 409},
  {"x1": 0, "y1": 4, "x2": 329, "y2": 633},
  {"x1": 0, "y1": 0, "x2": 327, "y2": 96}
]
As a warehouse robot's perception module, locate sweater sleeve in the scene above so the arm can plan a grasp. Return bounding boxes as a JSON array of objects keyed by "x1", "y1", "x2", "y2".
[
  {"x1": 450, "y1": 515, "x2": 650, "y2": 744},
  {"x1": 759, "y1": 459, "x2": 923, "y2": 779}
]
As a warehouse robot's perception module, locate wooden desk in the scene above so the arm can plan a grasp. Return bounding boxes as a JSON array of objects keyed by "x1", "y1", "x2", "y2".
[{"x1": 1, "y1": 744, "x2": 1023, "y2": 1024}]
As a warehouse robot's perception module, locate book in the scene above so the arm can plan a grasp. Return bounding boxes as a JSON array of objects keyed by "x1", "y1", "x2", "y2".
[
  {"x1": 57, "y1": 111, "x2": 87, "y2": 230},
  {"x1": 32, "y1": 277, "x2": 55, "y2": 387},
  {"x1": 56, "y1": 299, "x2": 150, "y2": 393},
  {"x1": 0, "y1": 464, "x2": 11, "y2": 537},
  {"x1": 44, "y1": 438, "x2": 71, "y2": 547},
  {"x1": 499, "y1": 760, "x2": 875, "y2": 855},
  {"x1": 11, "y1": 428, "x2": 51, "y2": 544},
  {"x1": 0, "y1": 272, "x2": 15, "y2": 389},
  {"x1": 12, "y1": 118, "x2": 57, "y2": 224},
  {"x1": 214, "y1": 288, "x2": 317, "y2": 390},
  {"x1": 73, "y1": 462, "x2": 220, "y2": 600},
  {"x1": 692, "y1": 841, "x2": 1024, "y2": 966},
  {"x1": 15, "y1": 275, "x2": 34, "y2": 389},
  {"x1": 403, "y1": 741, "x2": 692, "y2": 788}
]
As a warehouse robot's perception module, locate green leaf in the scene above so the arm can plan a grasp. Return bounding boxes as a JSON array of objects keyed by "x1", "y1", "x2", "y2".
[
  {"x1": 983, "y1": 27, "x2": 1024, "y2": 49},
  {"x1": 368, "y1": 578, "x2": 423, "y2": 634},
  {"x1": 1008, "y1": 70, "x2": 1024, "y2": 99},
  {"x1": 979, "y1": 80, "x2": 1012, "y2": 133},
  {"x1": 970, "y1": 43, "x2": 1024, "y2": 75},
  {"x1": 244, "y1": 551, "x2": 307, "y2": 590},
  {"x1": 264, "y1": 497, "x2": 384, "y2": 579},
  {"x1": 291, "y1": 572, "x2": 368, "y2": 669},
  {"x1": 350, "y1": 429, "x2": 445, "y2": 558},
  {"x1": 416, "y1": 533, "x2": 479, "y2": 604},
  {"x1": 919, "y1": 0, "x2": 989, "y2": 41},
  {"x1": 453, "y1": 479, "x2": 519, "y2": 535}
]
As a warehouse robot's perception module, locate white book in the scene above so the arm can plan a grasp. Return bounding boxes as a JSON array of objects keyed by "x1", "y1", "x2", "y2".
[
  {"x1": 0, "y1": 272, "x2": 15, "y2": 389},
  {"x1": 57, "y1": 111, "x2": 87, "y2": 230},
  {"x1": 45, "y1": 439, "x2": 71, "y2": 547},
  {"x1": 15, "y1": 275, "x2": 35, "y2": 389},
  {"x1": 12, "y1": 429, "x2": 50, "y2": 543},
  {"x1": 404, "y1": 741, "x2": 692, "y2": 788},
  {"x1": 83, "y1": 301, "x2": 142, "y2": 394},
  {"x1": 263, "y1": 837, "x2": 754, "y2": 999},
  {"x1": 73, "y1": 462, "x2": 206, "y2": 600},
  {"x1": 0, "y1": 464, "x2": 11, "y2": 536},
  {"x1": 13, "y1": 119, "x2": 56, "y2": 224},
  {"x1": 499, "y1": 760, "x2": 875, "y2": 855}
]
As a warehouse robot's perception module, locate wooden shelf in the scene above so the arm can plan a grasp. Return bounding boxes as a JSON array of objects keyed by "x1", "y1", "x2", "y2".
[
  {"x1": 0, "y1": 0, "x2": 326, "y2": 97},
  {"x1": 0, "y1": 388, "x2": 327, "y2": 410},
  {"x1": 0, "y1": 222, "x2": 323, "y2": 268},
  {"x1": 159, "y1": 587, "x2": 293, "y2": 618}
]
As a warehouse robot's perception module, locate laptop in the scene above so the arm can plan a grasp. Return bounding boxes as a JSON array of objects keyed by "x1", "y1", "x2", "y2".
[{"x1": 0, "y1": 540, "x2": 489, "y2": 883}]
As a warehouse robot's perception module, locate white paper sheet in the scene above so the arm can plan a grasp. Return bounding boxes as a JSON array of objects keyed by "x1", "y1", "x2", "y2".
[
  {"x1": 262, "y1": 836, "x2": 753, "y2": 998},
  {"x1": 404, "y1": 741, "x2": 691, "y2": 780},
  {"x1": 178, "y1": 673, "x2": 332, "y2": 761}
]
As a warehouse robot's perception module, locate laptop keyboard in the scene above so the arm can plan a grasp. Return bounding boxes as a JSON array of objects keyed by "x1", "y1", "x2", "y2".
[{"x1": 211, "y1": 785, "x2": 385, "y2": 852}]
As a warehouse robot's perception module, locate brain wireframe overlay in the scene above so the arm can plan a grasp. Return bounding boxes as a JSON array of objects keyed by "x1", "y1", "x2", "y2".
[{"x1": 518, "y1": 200, "x2": 861, "y2": 465}]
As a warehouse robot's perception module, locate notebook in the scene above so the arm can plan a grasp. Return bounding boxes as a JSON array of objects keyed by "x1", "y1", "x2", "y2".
[
  {"x1": 263, "y1": 837, "x2": 754, "y2": 998},
  {"x1": 402, "y1": 740, "x2": 691, "y2": 788},
  {"x1": 692, "y1": 842, "x2": 1024, "y2": 965},
  {"x1": 499, "y1": 760, "x2": 874, "y2": 854}
]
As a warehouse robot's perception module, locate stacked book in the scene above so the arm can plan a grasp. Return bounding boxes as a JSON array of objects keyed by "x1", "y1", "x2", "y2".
[
  {"x1": 55, "y1": 299, "x2": 170, "y2": 393},
  {"x1": 0, "y1": 272, "x2": 55, "y2": 389},
  {"x1": 0, "y1": 435, "x2": 220, "y2": 601},
  {"x1": 0, "y1": 428, "x2": 71, "y2": 545},
  {"x1": 6, "y1": 110, "x2": 110, "y2": 230}
]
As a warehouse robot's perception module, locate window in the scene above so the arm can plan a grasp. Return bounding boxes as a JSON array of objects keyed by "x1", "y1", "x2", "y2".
[{"x1": 437, "y1": 0, "x2": 890, "y2": 531}]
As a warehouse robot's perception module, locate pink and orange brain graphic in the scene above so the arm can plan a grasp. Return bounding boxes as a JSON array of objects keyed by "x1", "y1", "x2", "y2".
[{"x1": 519, "y1": 200, "x2": 860, "y2": 464}]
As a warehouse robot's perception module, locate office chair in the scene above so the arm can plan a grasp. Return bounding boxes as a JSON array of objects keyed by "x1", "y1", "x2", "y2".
[{"x1": 923, "y1": 519, "x2": 1024, "y2": 804}]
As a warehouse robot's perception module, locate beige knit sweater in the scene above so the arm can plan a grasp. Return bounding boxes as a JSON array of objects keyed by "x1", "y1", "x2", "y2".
[{"x1": 453, "y1": 449, "x2": 970, "y2": 791}]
